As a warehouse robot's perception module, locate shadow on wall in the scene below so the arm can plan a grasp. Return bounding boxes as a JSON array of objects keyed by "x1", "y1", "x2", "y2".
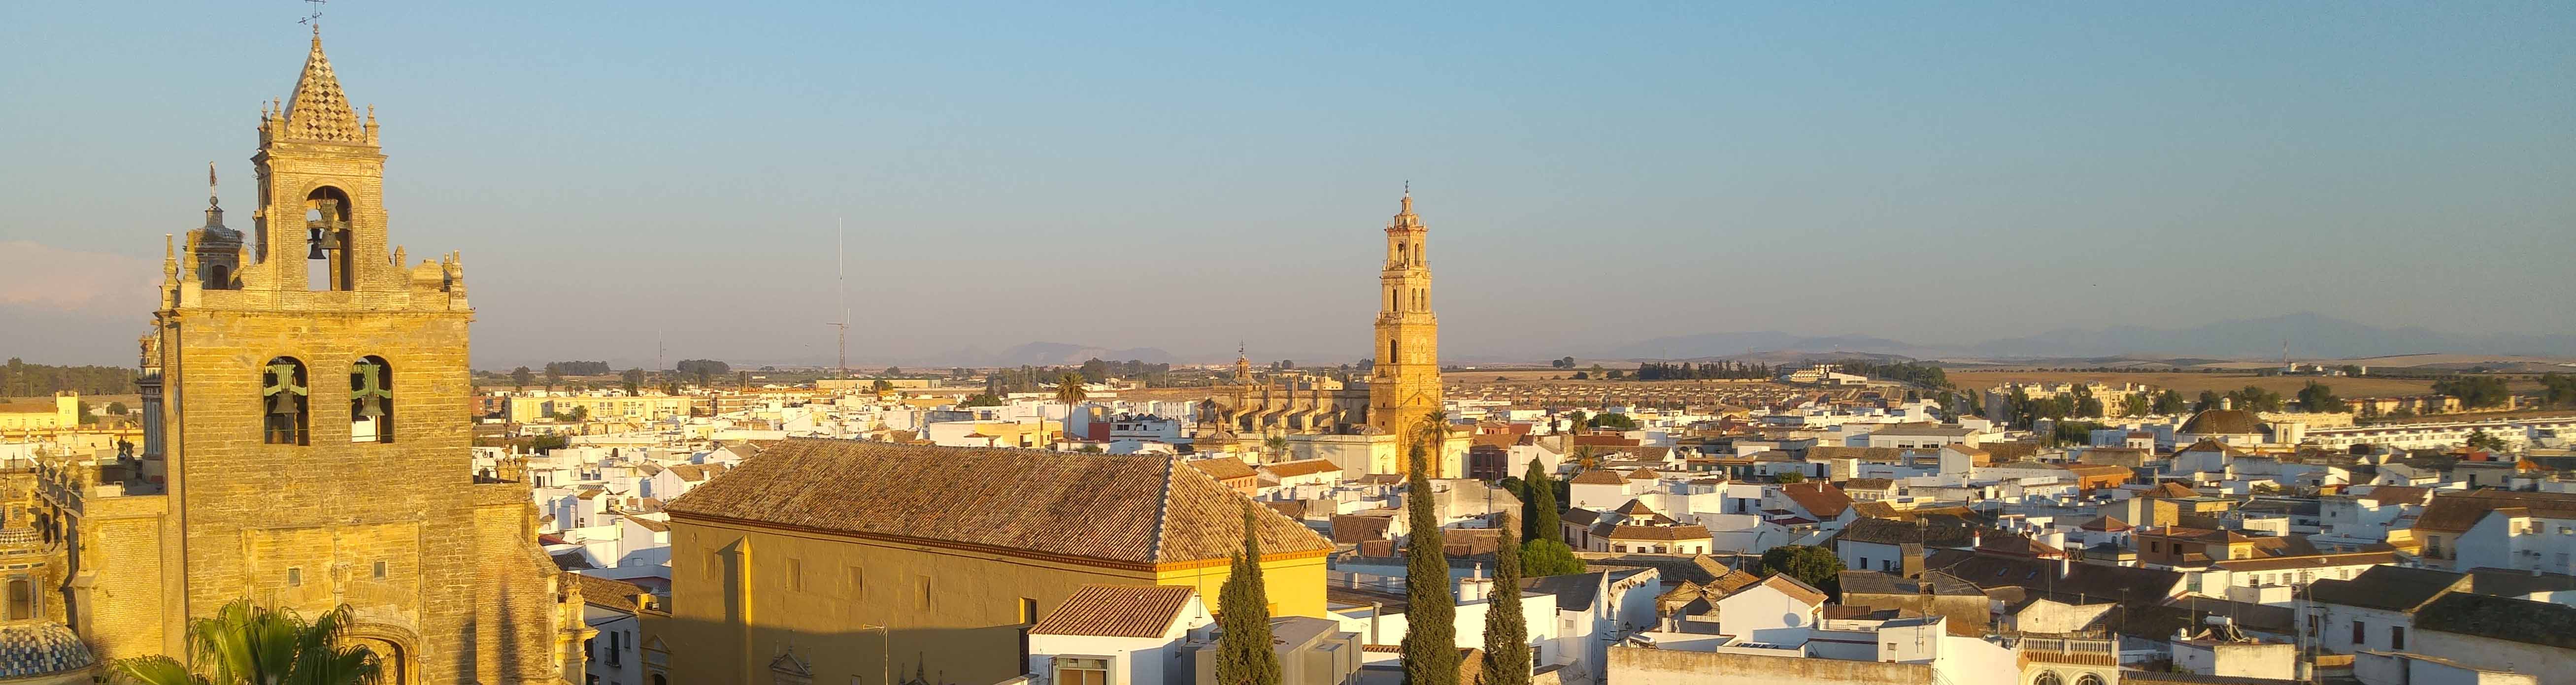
[{"x1": 656, "y1": 617, "x2": 1034, "y2": 685}]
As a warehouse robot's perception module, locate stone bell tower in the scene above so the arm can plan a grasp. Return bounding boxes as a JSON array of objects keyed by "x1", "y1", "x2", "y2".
[
  {"x1": 1367, "y1": 190, "x2": 1449, "y2": 475},
  {"x1": 64, "y1": 29, "x2": 582, "y2": 684}
]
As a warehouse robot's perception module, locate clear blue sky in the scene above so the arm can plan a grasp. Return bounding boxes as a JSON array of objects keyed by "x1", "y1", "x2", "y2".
[{"x1": 4, "y1": 1, "x2": 2571, "y2": 368}]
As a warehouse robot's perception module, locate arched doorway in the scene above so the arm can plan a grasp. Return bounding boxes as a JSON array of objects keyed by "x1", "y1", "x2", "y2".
[{"x1": 344, "y1": 632, "x2": 411, "y2": 685}]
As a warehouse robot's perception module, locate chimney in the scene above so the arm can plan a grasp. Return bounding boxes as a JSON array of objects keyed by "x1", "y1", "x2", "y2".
[
  {"x1": 2220, "y1": 396, "x2": 2234, "y2": 411},
  {"x1": 1901, "y1": 542, "x2": 1926, "y2": 578}
]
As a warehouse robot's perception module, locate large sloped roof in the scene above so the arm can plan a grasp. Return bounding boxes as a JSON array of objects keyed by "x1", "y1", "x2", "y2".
[
  {"x1": 2180, "y1": 410, "x2": 2264, "y2": 436},
  {"x1": 665, "y1": 438, "x2": 1331, "y2": 565}
]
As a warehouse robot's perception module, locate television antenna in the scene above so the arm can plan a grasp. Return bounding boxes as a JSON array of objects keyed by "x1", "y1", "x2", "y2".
[{"x1": 824, "y1": 217, "x2": 849, "y2": 379}]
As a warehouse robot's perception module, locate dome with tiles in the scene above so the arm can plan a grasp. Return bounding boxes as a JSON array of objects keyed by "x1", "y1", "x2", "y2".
[{"x1": 0, "y1": 623, "x2": 92, "y2": 679}]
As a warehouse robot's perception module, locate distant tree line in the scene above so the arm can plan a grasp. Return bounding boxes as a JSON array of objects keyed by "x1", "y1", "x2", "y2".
[
  {"x1": 2432, "y1": 376, "x2": 2512, "y2": 409},
  {"x1": 543, "y1": 360, "x2": 611, "y2": 376},
  {"x1": 1630, "y1": 361, "x2": 1776, "y2": 381},
  {"x1": 673, "y1": 359, "x2": 730, "y2": 385},
  {"x1": 1835, "y1": 360, "x2": 1951, "y2": 389},
  {"x1": 2544, "y1": 373, "x2": 2576, "y2": 408},
  {"x1": 1, "y1": 359, "x2": 135, "y2": 397},
  {"x1": 1077, "y1": 358, "x2": 1171, "y2": 384}
]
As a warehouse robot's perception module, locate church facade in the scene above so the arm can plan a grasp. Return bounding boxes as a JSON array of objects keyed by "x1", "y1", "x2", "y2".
[
  {"x1": 30, "y1": 32, "x2": 583, "y2": 684},
  {"x1": 1195, "y1": 193, "x2": 1465, "y2": 477}
]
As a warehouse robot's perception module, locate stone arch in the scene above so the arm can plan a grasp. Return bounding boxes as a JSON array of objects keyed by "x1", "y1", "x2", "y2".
[
  {"x1": 351, "y1": 356, "x2": 393, "y2": 443},
  {"x1": 343, "y1": 624, "x2": 419, "y2": 685},
  {"x1": 2033, "y1": 671, "x2": 2062, "y2": 685},
  {"x1": 303, "y1": 185, "x2": 355, "y2": 291}
]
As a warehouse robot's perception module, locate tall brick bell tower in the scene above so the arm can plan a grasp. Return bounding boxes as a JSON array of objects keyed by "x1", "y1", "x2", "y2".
[{"x1": 97, "y1": 29, "x2": 585, "y2": 683}]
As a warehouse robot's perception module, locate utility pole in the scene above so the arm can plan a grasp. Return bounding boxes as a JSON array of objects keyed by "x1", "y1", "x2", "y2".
[{"x1": 833, "y1": 217, "x2": 849, "y2": 379}]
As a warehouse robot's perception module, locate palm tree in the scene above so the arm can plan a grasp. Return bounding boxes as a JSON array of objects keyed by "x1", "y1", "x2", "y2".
[
  {"x1": 112, "y1": 599, "x2": 381, "y2": 685},
  {"x1": 1412, "y1": 407, "x2": 1449, "y2": 477},
  {"x1": 1055, "y1": 371, "x2": 1089, "y2": 445},
  {"x1": 1263, "y1": 435, "x2": 1289, "y2": 461}
]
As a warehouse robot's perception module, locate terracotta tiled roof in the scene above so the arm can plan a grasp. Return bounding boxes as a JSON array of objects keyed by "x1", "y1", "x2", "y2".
[
  {"x1": 1613, "y1": 499, "x2": 1661, "y2": 517},
  {"x1": 1262, "y1": 458, "x2": 1341, "y2": 477},
  {"x1": 2415, "y1": 489, "x2": 2576, "y2": 534},
  {"x1": 567, "y1": 572, "x2": 650, "y2": 608},
  {"x1": 2079, "y1": 516, "x2": 2131, "y2": 532},
  {"x1": 2307, "y1": 565, "x2": 2467, "y2": 612},
  {"x1": 2212, "y1": 551, "x2": 2396, "y2": 573},
  {"x1": 1569, "y1": 470, "x2": 1626, "y2": 486},
  {"x1": 2180, "y1": 410, "x2": 2264, "y2": 435},
  {"x1": 2179, "y1": 438, "x2": 2243, "y2": 455},
  {"x1": 1780, "y1": 482, "x2": 1853, "y2": 519},
  {"x1": 664, "y1": 439, "x2": 1331, "y2": 565},
  {"x1": 1841, "y1": 478, "x2": 1896, "y2": 491},
  {"x1": 1331, "y1": 515, "x2": 1395, "y2": 544},
  {"x1": 1749, "y1": 574, "x2": 1829, "y2": 606},
  {"x1": 1030, "y1": 585, "x2": 1199, "y2": 638},
  {"x1": 1187, "y1": 457, "x2": 1257, "y2": 481},
  {"x1": 2148, "y1": 482, "x2": 2204, "y2": 499}
]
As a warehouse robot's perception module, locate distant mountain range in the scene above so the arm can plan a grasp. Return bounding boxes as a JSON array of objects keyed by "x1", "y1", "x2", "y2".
[
  {"x1": 971, "y1": 342, "x2": 1178, "y2": 367},
  {"x1": 1594, "y1": 313, "x2": 2576, "y2": 362}
]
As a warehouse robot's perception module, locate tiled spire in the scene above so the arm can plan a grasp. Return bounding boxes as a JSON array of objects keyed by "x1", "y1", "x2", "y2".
[{"x1": 281, "y1": 30, "x2": 365, "y2": 143}]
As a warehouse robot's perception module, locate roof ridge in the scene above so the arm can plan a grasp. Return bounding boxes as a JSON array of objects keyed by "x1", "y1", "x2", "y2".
[{"x1": 1145, "y1": 457, "x2": 1179, "y2": 562}]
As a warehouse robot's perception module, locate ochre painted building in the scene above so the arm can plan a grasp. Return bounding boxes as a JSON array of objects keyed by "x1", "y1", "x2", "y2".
[
  {"x1": 662, "y1": 439, "x2": 1334, "y2": 685},
  {"x1": 32, "y1": 31, "x2": 581, "y2": 684}
]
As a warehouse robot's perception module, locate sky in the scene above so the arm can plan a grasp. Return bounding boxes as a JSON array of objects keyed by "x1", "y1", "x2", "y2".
[{"x1": 3, "y1": 2, "x2": 2571, "y2": 369}]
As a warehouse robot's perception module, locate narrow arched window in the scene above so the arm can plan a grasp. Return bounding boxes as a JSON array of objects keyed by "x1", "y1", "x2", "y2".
[
  {"x1": 262, "y1": 357, "x2": 309, "y2": 445},
  {"x1": 6, "y1": 578, "x2": 31, "y2": 620},
  {"x1": 205, "y1": 263, "x2": 230, "y2": 290},
  {"x1": 305, "y1": 187, "x2": 355, "y2": 291},
  {"x1": 1389, "y1": 339, "x2": 1400, "y2": 364},
  {"x1": 352, "y1": 356, "x2": 393, "y2": 443}
]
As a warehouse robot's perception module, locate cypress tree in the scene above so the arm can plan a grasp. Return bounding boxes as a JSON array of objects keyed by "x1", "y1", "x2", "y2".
[
  {"x1": 1522, "y1": 457, "x2": 1560, "y2": 545},
  {"x1": 1402, "y1": 438, "x2": 1460, "y2": 685},
  {"x1": 1214, "y1": 502, "x2": 1280, "y2": 685},
  {"x1": 1481, "y1": 513, "x2": 1531, "y2": 685}
]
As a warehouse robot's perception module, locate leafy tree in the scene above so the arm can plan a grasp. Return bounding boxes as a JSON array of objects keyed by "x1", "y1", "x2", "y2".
[
  {"x1": 1518, "y1": 537, "x2": 1585, "y2": 577},
  {"x1": 1401, "y1": 431, "x2": 1460, "y2": 685},
  {"x1": 1605, "y1": 369, "x2": 1625, "y2": 380},
  {"x1": 2467, "y1": 429, "x2": 2509, "y2": 452},
  {"x1": 675, "y1": 359, "x2": 730, "y2": 386},
  {"x1": 882, "y1": 366, "x2": 903, "y2": 376},
  {"x1": 871, "y1": 379, "x2": 894, "y2": 393},
  {"x1": 542, "y1": 366, "x2": 562, "y2": 392},
  {"x1": 112, "y1": 599, "x2": 381, "y2": 685},
  {"x1": 1570, "y1": 371, "x2": 1587, "y2": 380},
  {"x1": 106, "y1": 401, "x2": 129, "y2": 416},
  {"x1": 2074, "y1": 396, "x2": 2106, "y2": 419},
  {"x1": 2195, "y1": 390, "x2": 2222, "y2": 413},
  {"x1": 1773, "y1": 472, "x2": 1806, "y2": 484},
  {"x1": 2120, "y1": 394, "x2": 2149, "y2": 417},
  {"x1": 2297, "y1": 381, "x2": 2346, "y2": 413},
  {"x1": 1214, "y1": 503, "x2": 1281, "y2": 685},
  {"x1": 960, "y1": 393, "x2": 1004, "y2": 407},
  {"x1": 1521, "y1": 458, "x2": 1559, "y2": 544},
  {"x1": 2544, "y1": 373, "x2": 2576, "y2": 408},
  {"x1": 76, "y1": 400, "x2": 96, "y2": 424},
  {"x1": 509, "y1": 366, "x2": 533, "y2": 391},
  {"x1": 1562, "y1": 411, "x2": 1588, "y2": 433},
  {"x1": 546, "y1": 360, "x2": 611, "y2": 376},
  {"x1": 1079, "y1": 358, "x2": 1111, "y2": 384},
  {"x1": 2151, "y1": 390, "x2": 2185, "y2": 415},
  {"x1": 1756, "y1": 545, "x2": 1842, "y2": 598},
  {"x1": 2225, "y1": 385, "x2": 2284, "y2": 412},
  {"x1": 620, "y1": 368, "x2": 643, "y2": 395},
  {"x1": 1589, "y1": 413, "x2": 1639, "y2": 430},
  {"x1": 1482, "y1": 513, "x2": 1531, "y2": 685}
]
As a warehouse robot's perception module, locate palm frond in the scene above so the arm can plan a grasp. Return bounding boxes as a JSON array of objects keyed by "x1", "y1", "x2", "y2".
[{"x1": 108, "y1": 655, "x2": 207, "y2": 685}]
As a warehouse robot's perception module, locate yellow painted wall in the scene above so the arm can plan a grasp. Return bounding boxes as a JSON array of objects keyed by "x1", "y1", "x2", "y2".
[{"x1": 664, "y1": 517, "x2": 1326, "y2": 685}]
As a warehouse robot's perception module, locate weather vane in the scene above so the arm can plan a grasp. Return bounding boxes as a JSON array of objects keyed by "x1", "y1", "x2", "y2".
[{"x1": 298, "y1": 0, "x2": 326, "y2": 29}]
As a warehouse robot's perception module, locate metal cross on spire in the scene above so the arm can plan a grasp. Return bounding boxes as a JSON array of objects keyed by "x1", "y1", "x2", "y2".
[{"x1": 299, "y1": 0, "x2": 327, "y2": 30}]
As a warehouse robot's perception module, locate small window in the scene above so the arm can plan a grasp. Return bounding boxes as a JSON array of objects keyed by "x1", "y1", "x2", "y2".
[
  {"x1": 1020, "y1": 597, "x2": 1040, "y2": 625},
  {"x1": 372, "y1": 560, "x2": 388, "y2": 579},
  {"x1": 2352, "y1": 620, "x2": 2366, "y2": 645},
  {"x1": 4, "y1": 579, "x2": 28, "y2": 620},
  {"x1": 287, "y1": 567, "x2": 303, "y2": 587},
  {"x1": 1054, "y1": 657, "x2": 1108, "y2": 685},
  {"x1": 2390, "y1": 626, "x2": 2405, "y2": 650}
]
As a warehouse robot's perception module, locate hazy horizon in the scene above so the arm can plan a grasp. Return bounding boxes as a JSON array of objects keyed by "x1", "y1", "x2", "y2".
[{"x1": 5, "y1": 2, "x2": 2571, "y2": 369}]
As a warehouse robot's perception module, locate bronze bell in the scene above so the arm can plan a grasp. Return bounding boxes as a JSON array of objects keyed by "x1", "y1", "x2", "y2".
[
  {"x1": 356, "y1": 395, "x2": 385, "y2": 418},
  {"x1": 268, "y1": 391, "x2": 301, "y2": 417},
  {"x1": 307, "y1": 226, "x2": 342, "y2": 260}
]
